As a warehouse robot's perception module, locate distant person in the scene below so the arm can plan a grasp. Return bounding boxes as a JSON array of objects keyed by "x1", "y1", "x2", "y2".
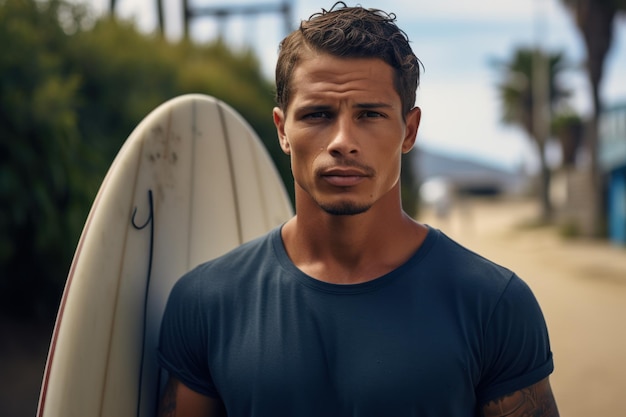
[{"x1": 157, "y1": 3, "x2": 560, "y2": 416}]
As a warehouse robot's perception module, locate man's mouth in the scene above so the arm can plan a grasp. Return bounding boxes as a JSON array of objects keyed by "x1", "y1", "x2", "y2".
[{"x1": 321, "y1": 168, "x2": 369, "y2": 187}]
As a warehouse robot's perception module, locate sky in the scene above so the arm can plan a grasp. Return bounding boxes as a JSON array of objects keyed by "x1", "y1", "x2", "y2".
[{"x1": 83, "y1": 0, "x2": 626, "y2": 172}]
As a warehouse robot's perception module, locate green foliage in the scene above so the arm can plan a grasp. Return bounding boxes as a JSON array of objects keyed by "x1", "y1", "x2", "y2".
[
  {"x1": 0, "y1": 0, "x2": 288, "y2": 321},
  {"x1": 0, "y1": 0, "x2": 90, "y2": 319}
]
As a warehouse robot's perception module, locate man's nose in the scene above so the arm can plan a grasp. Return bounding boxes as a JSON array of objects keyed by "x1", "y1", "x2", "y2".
[{"x1": 327, "y1": 116, "x2": 359, "y2": 157}]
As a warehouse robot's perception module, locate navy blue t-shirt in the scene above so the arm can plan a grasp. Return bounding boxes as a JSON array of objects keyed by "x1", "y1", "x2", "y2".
[{"x1": 158, "y1": 226, "x2": 553, "y2": 416}]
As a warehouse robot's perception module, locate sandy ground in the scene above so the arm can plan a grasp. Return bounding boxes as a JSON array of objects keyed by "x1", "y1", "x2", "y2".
[
  {"x1": 419, "y1": 196, "x2": 626, "y2": 417},
  {"x1": 2, "y1": 196, "x2": 625, "y2": 416}
]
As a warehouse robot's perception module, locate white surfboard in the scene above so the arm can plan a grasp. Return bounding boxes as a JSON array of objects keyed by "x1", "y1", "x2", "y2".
[{"x1": 37, "y1": 94, "x2": 293, "y2": 417}]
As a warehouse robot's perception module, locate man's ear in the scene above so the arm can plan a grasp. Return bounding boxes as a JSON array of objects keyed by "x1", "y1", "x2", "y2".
[
  {"x1": 273, "y1": 107, "x2": 290, "y2": 155},
  {"x1": 402, "y1": 106, "x2": 421, "y2": 154}
]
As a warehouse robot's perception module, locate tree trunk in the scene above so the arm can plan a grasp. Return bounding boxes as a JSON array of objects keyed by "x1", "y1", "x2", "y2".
[
  {"x1": 572, "y1": 0, "x2": 615, "y2": 236},
  {"x1": 532, "y1": 47, "x2": 552, "y2": 222},
  {"x1": 537, "y1": 140, "x2": 553, "y2": 222},
  {"x1": 588, "y1": 90, "x2": 603, "y2": 236}
]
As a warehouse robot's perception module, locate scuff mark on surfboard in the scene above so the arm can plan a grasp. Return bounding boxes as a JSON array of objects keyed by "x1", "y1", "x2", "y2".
[{"x1": 143, "y1": 120, "x2": 184, "y2": 201}]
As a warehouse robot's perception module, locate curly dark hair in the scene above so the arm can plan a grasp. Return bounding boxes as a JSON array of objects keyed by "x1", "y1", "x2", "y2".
[{"x1": 275, "y1": 2, "x2": 422, "y2": 116}]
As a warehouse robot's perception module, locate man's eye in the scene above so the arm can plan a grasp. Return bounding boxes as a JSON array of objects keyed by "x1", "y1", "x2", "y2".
[
  {"x1": 304, "y1": 112, "x2": 331, "y2": 119},
  {"x1": 360, "y1": 111, "x2": 384, "y2": 118}
]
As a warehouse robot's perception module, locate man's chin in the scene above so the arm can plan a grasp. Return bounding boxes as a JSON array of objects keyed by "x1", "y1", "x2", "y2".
[{"x1": 319, "y1": 202, "x2": 371, "y2": 216}]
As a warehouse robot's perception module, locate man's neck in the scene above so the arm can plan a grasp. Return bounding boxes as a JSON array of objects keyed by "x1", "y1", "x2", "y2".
[{"x1": 281, "y1": 198, "x2": 428, "y2": 284}]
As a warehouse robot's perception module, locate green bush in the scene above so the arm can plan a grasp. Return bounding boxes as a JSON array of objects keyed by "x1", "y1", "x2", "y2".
[{"x1": 0, "y1": 0, "x2": 284, "y2": 321}]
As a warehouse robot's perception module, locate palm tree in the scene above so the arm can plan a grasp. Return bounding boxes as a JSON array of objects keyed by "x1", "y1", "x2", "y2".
[
  {"x1": 560, "y1": 0, "x2": 626, "y2": 235},
  {"x1": 553, "y1": 112, "x2": 584, "y2": 169},
  {"x1": 495, "y1": 48, "x2": 571, "y2": 221}
]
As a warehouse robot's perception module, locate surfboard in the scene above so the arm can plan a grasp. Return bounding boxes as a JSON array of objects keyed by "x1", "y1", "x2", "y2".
[{"x1": 37, "y1": 94, "x2": 293, "y2": 417}]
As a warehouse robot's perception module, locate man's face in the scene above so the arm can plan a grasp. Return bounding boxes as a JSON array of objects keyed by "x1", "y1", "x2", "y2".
[{"x1": 273, "y1": 52, "x2": 421, "y2": 216}]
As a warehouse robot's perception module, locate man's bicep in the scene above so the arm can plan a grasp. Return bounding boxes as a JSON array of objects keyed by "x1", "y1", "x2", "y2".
[
  {"x1": 481, "y1": 377, "x2": 559, "y2": 417},
  {"x1": 158, "y1": 376, "x2": 226, "y2": 417}
]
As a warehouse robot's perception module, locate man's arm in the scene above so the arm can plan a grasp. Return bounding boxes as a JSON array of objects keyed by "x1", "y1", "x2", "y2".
[
  {"x1": 158, "y1": 376, "x2": 226, "y2": 417},
  {"x1": 481, "y1": 377, "x2": 559, "y2": 417}
]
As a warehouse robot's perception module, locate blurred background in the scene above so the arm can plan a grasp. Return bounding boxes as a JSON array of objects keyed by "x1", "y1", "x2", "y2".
[{"x1": 1, "y1": 0, "x2": 625, "y2": 416}]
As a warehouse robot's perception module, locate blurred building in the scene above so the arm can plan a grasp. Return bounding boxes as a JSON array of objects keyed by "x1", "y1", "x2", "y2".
[
  {"x1": 599, "y1": 102, "x2": 626, "y2": 245},
  {"x1": 414, "y1": 147, "x2": 527, "y2": 198}
]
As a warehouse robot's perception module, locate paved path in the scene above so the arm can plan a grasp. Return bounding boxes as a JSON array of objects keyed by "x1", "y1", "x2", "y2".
[{"x1": 419, "y1": 196, "x2": 626, "y2": 417}]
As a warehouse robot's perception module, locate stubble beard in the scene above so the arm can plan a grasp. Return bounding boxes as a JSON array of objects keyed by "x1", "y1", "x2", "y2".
[{"x1": 319, "y1": 201, "x2": 371, "y2": 216}]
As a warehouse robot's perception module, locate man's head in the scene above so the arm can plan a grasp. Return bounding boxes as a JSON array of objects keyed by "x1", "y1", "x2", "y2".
[{"x1": 275, "y1": 2, "x2": 421, "y2": 117}]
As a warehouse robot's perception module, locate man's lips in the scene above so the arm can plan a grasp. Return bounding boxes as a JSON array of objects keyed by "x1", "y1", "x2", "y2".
[{"x1": 320, "y1": 168, "x2": 369, "y2": 187}]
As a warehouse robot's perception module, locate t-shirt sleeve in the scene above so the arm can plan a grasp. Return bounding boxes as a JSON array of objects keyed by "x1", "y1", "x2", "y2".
[
  {"x1": 476, "y1": 274, "x2": 554, "y2": 404},
  {"x1": 157, "y1": 272, "x2": 220, "y2": 398}
]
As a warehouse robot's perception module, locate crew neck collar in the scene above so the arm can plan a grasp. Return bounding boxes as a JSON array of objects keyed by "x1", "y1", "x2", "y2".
[{"x1": 270, "y1": 225, "x2": 439, "y2": 294}]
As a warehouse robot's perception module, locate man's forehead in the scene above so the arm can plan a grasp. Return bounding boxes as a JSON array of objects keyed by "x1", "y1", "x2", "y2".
[
  {"x1": 288, "y1": 56, "x2": 398, "y2": 102},
  {"x1": 293, "y1": 51, "x2": 393, "y2": 74}
]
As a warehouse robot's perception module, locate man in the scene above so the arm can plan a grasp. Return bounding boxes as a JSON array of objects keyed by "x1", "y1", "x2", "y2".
[{"x1": 157, "y1": 3, "x2": 559, "y2": 416}]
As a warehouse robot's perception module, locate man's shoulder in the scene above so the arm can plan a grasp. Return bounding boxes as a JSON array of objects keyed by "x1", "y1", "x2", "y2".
[
  {"x1": 422, "y1": 227, "x2": 517, "y2": 296},
  {"x1": 427, "y1": 228, "x2": 513, "y2": 275},
  {"x1": 174, "y1": 227, "x2": 280, "y2": 293},
  {"x1": 205, "y1": 227, "x2": 279, "y2": 268}
]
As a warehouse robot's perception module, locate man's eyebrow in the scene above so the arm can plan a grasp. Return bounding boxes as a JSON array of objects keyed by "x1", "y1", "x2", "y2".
[
  {"x1": 295, "y1": 104, "x2": 333, "y2": 113},
  {"x1": 294, "y1": 103, "x2": 393, "y2": 113},
  {"x1": 354, "y1": 102, "x2": 393, "y2": 109}
]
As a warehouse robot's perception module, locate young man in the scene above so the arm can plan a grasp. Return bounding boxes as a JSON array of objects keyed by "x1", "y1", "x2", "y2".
[{"x1": 157, "y1": 3, "x2": 559, "y2": 416}]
